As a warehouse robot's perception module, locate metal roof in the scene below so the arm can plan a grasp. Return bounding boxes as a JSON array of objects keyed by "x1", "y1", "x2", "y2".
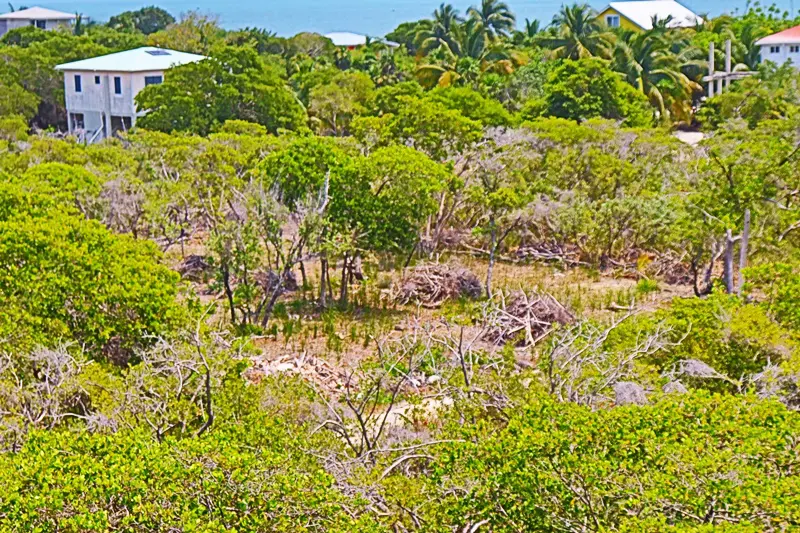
[
  {"x1": 755, "y1": 25, "x2": 800, "y2": 45},
  {"x1": 603, "y1": 0, "x2": 702, "y2": 30},
  {"x1": 324, "y1": 31, "x2": 399, "y2": 48},
  {"x1": 0, "y1": 6, "x2": 77, "y2": 20},
  {"x1": 325, "y1": 32, "x2": 368, "y2": 47},
  {"x1": 55, "y1": 47, "x2": 206, "y2": 73}
]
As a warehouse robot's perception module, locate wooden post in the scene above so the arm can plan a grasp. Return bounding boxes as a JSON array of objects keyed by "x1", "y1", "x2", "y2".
[
  {"x1": 737, "y1": 209, "x2": 751, "y2": 295},
  {"x1": 708, "y1": 41, "x2": 715, "y2": 97},
  {"x1": 724, "y1": 39, "x2": 732, "y2": 90}
]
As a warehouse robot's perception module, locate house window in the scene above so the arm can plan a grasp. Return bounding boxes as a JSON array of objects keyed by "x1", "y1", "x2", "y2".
[
  {"x1": 770, "y1": 46, "x2": 781, "y2": 54},
  {"x1": 114, "y1": 76, "x2": 122, "y2": 95},
  {"x1": 606, "y1": 15, "x2": 620, "y2": 28},
  {"x1": 74, "y1": 75, "x2": 82, "y2": 93},
  {"x1": 95, "y1": 75, "x2": 101, "y2": 85},
  {"x1": 31, "y1": 20, "x2": 46, "y2": 29},
  {"x1": 791, "y1": 45, "x2": 800, "y2": 53},
  {"x1": 70, "y1": 113, "x2": 85, "y2": 130},
  {"x1": 144, "y1": 75, "x2": 163, "y2": 86}
]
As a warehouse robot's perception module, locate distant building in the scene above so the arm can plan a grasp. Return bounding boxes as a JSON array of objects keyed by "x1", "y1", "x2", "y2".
[
  {"x1": 596, "y1": 1, "x2": 702, "y2": 31},
  {"x1": 55, "y1": 47, "x2": 206, "y2": 143},
  {"x1": 755, "y1": 25, "x2": 800, "y2": 68},
  {"x1": 324, "y1": 32, "x2": 399, "y2": 50},
  {"x1": 0, "y1": 6, "x2": 78, "y2": 37}
]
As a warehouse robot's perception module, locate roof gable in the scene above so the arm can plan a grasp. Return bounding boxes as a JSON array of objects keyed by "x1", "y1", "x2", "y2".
[
  {"x1": 603, "y1": 0, "x2": 702, "y2": 30},
  {"x1": 0, "y1": 6, "x2": 77, "y2": 20},
  {"x1": 755, "y1": 25, "x2": 800, "y2": 45},
  {"x1": 55, "y1": 47, "x2": 207, "y2": 73}
]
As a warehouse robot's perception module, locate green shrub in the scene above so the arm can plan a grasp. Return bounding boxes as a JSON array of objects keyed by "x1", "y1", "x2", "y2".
[
  {"x1": 520, "y1": 58, "x2": 653, "y2": 127},
  {"x1": 0, "y1": 183, "x2": 182, "y2": 361},
  {"x1": 0, "y1": 416, "x2": 379, "y2": 532},
  {"x1": 393, "y1": 392, "x2": 800, "y2": 531}
]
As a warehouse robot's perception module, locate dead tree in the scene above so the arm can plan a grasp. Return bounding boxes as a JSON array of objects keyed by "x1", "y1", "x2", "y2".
[
  {"x1": 315, "y1": 330, "x2": 427, "y2": 459},
  {"x1": 737, "y1": 209, "x2": 750, "y2": 295},
  {"x1": 0, "y1": 345, "x2": 89, "y2": 450},
  {"x1": 543, "y1": 314, "x2": 682, "y2": 406},
  {"x1": 113, "y1": 319, "x2": 234, "y2": 442}
]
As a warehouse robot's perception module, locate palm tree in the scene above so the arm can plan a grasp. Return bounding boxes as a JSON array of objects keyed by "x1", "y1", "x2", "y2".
[
  {"x1": 612, "y1": 23, "x2": 702, "y2": 122},
  {"x1": 736, "y1": 20, "x2": 770, "y2": 69},
  {"x1": 468, "y1": 0, "x2": 516, "y2": 39},
  {"x1": 414, "y1": 3, "x2": 463, "y2": 55},
  {"x1": 513, "y1": 18, "x2": 541, "y2": 45},
  {"x1": 416, "y1": 19, "x2": 526, "y2": 87},
  {"x1": 540, "y1": 4, "x2": 613, "y2": 59},
  {"x1": 523, "y1": 18, "x2": 540, "y2": 37}
]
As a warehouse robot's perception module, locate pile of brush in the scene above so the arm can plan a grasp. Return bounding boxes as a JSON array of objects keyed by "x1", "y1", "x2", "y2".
[
  {"x1": 485, "y1": 291, "x2": 574, "y2": 346},
  {"x1": 393, "y1": 263, "x2": 482, "y2": 308}
]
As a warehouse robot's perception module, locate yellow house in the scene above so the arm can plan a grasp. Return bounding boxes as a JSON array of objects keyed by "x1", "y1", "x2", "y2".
[{"x1": 596, "y1": 0, "x2": 702, "y2": 32}]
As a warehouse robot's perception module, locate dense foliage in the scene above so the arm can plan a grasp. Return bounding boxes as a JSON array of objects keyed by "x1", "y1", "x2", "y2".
[{"x1": 1, "y1": 1, "x2": 800, "y2": 531}]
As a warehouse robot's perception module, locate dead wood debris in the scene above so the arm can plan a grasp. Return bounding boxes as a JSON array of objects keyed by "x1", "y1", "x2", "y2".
[
  {"x1": 645, "y1": 252, "x2": 693, "y2": 285},
  {"x1": 513, "y1": 242, "x2": 584, "y2": 266},
  {"x1": 253, "y1": 270, "x2": 299, "y2": 293},
  {"x1": 176, "y1": 255, "x2": 214, "y2": 282},
  {"x1": 245, "y1": 352, "x2": 346, "y2": 392},
  {"x1": 393, "y1": 263, "x2": 482, "y2": 308},
  {"x1": 606, "y1": 251, "x2": 694, "y2": 285},
  {"x1": 484, "y1": 291, "x2": 575, "y2": 347}
]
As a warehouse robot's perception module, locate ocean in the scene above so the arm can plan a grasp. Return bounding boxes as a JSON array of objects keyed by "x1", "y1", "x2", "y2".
[{"x1": 36, "y1": 0, "x2": 791, "y2": 37}]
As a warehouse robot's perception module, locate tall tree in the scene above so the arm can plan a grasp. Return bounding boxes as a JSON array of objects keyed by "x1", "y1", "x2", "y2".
[
  {"x1": 108, "y1": 6, "x2": 175, "y2": 35},
  {"x1": 416, "y1": 18, "x2": 526, "y2": 88},
  {"x1": 540, "y1": 3, "x2": 613, "y2": 60},
  {"x1": 612, "y1": 21, "x2": 702, "y2": 123},
  {"x1": 136, "y1": 46, "x2": 307, "y2": 135},
  {"x1": 468, "y1": 0, "x2": 516, "y2": 39},
  {"x1": 514, "y1": 18, "x2": 541, "y2": 45},
  {"x1": 414, "y1": 3, "x2": 463, "y2": 55}
]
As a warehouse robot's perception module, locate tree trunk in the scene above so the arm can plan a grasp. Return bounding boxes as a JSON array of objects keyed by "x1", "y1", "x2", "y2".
[
  {"x1": 339, "y1": 253, "x2": 349, "y2": 306},
  {"x1": 486, "y1": 221, "x2": 497, "y2": 298},
  {"x1": 319, "y1": 256, "x2": 328, "y2": 308},
  {"x1": 351, "y1": 254, "x2": 364, "y2": 281},
  {"x1": 326, "y1": 261, "x2": 334, "y2": 303},
  {"x1": 299, "y1": 260, "x2": 308, "y2": 295},
  {"x1": 261, "y1": 268, "x2": 290, "y2": 328},
  {"x1": 403, "y1": 239, "x2": 419, "y2": 269},
  {"x1": 723, "y1": 229, "x2": 735, "y2": 294},
  {"x1": 737, "y1": 209, "x2": 750, "y2": 296},
  {"x1": 222, "y1": 267, "x2": 236, "y2": 324}
]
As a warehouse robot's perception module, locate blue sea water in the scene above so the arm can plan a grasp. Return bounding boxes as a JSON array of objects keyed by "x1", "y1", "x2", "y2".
[{"x1": 36, "y1": 0, "x2": 795, "y2": 37}]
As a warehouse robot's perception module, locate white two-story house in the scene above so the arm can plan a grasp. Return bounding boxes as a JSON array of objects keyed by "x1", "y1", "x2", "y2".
[
  {"x1": 55, "y1": 47, "x2": 206, "y2": 142},
  {"x1": 0, "y1": 6, "x2": 78, "y2": 37},
  {"x1": 756, "y1": 25, "x2": 800, "y2": 68}
]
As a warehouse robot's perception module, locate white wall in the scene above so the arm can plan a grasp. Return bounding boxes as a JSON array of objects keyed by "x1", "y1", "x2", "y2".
[
  {"x1": 131, "y1": 71, "x2": 164, "y2": 116},
  {"x1": 760, "y1": 44, "x2": 800, "y2": 68},
  {"x1": 63, "y1": 70, "x2": 165, "y2": 118},
  {"x1": 63, "y1": 70, "x2": 166, "y2": 139},
  {"x1": 0, "y1": 18, "x2": 73, "y2": 37}
]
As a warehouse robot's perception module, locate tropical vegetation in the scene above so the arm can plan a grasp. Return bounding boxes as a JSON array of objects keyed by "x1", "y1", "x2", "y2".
[{"x1": 0, "y1": 2, "x2": 799, "y2": 531}]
